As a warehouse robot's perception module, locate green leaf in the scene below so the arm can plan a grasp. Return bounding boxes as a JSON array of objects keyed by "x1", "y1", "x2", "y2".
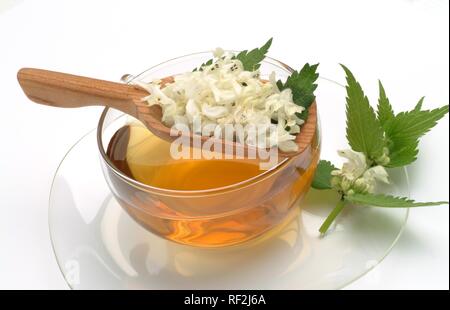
[
  {"x1": 345, "y1": 193, "x2": 448, "y2": 208},
  {"x1": 341, "y1": 65, "x2": 387, "y2": 161},
  {"x1": 386, "y1": 140, "x2": 419, "y2": 167},
  {"x1": 277, "y1": 63, "x2": 319, "y2": 114},
  {"x1": 385, "y1": 106, "x2": 448, "y2": 143},
  {"x1": 413, "y1": 96, "x2": 425, "y2": 112},
  {"x1": 312, "y1": 160, "x2": 338, "y2": 190},
  {"x1": 276, "y1": 80, "x2": 284, "y2": 90},
  {"x1": 384, "y1": 105, "x2": 449, "y2": 167},
  {"x1": 377, "y1": 80, "x2": 395, "y2": 127},
  {"x1": 193, "y1": 59, "x2": 213, "y2": 72},
  {"x1": 298, "y1": 109, "x2": 309, "y2": 121},
  {"x1": 235, "y1": 38, "x2": 273, "y2": 71},
  {"x1": 193, "y1": 38, "x2": 272, "y2": 72}
]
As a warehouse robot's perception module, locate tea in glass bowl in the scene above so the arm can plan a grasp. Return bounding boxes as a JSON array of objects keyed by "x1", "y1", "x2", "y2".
[
  {"x1": 99, "y1": 113, "x2": 319, "y2": 248},
  {"x1": 98, "y1": 52, "x2": 320, "y2": 247}
]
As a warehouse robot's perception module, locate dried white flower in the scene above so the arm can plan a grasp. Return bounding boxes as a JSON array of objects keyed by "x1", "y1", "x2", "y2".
[{"x1": 135, "y1": 49, "x2": 304, "y2": 151}]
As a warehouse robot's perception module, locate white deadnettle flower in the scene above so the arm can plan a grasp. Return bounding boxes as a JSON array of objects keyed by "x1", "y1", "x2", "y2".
[
  {"x1": 331, "y1": 149, "x2": 389, "y2": 195},
  {"x1": 335, "y1": 149, "x2": 368, "y2": 179},
  {"x1": 135, "y1": 49, "x2": 304, "y2": 152},
  {"x1": 362, "y1": 165, "x2": 389, "y2": 184}
]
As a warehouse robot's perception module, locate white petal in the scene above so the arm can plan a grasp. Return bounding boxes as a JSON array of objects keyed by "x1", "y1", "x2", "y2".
[
  {"x1": 363, "y1": 165, "x2": 390, "y2": 184},
  {"x1": 202, "y1": 104, "x2": 229, "y2": 119},
  {"x1": 279, "y1": 140, "x2": 298, "y2": 152}
]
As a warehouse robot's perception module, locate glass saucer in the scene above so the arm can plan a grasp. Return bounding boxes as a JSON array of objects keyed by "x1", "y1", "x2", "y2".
[{"x1": 48, "y1": 77, "x2": 409, "y2": 289}]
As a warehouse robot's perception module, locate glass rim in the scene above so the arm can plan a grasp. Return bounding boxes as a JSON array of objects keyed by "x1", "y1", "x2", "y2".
[{"x1": 96, "y1": 52, "x2": 317, "y2": 196}]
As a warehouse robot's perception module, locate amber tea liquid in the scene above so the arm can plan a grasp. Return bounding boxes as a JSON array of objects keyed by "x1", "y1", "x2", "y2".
[{"x1": 105, "y1": 122, "x2": 319, "y2": 247}]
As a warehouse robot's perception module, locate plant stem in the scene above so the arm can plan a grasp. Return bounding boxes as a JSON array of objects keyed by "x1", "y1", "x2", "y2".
[{"x1": 319, "y1": 198, "x2": 346, "y2": 235}]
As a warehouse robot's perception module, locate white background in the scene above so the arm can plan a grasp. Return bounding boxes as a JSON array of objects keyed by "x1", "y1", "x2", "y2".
[{"x1": 0, "y1": 0, "x2": 448, "y2": 289}]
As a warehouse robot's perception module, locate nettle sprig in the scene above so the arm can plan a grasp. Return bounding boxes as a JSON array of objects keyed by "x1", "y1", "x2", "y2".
[{"x1": 313, "y1": 65, "x2": 449, "y2": 235}]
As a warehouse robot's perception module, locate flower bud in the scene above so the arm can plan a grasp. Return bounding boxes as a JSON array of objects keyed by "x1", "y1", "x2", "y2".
[
  {"x1": 331, "y1": 176, "x2": 342, "y2": 190},
  {"x1": 353, "y1": 178, "x2": 370, "y2": 194},
  {"x1": 375, "y1": 147, "x2": 391, "y2": 166},
  {"x1": 341, "y1": 177, "x2": 352, "y2": 192}
]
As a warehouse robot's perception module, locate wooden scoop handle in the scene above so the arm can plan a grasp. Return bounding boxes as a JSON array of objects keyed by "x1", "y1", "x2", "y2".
[{"x1": 17, "y1": 68, "x2": 147, "y2": 117}]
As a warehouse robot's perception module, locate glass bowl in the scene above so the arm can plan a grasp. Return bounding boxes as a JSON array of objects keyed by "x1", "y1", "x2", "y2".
[{"x1": 97, "y1": 53, "x2": 321, "y2": 247}]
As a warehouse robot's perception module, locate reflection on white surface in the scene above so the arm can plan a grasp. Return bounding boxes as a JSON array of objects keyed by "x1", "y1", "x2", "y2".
[{"x1": 101, "y1": 200, "x2": 138, "y2": 277}]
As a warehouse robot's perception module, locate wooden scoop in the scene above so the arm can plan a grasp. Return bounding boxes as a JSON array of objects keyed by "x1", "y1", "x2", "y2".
[{"x1": 17, "y1": 68, "x2": 317, "y2": 158}]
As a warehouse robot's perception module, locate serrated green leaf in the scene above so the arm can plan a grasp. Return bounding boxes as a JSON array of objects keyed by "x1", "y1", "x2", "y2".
[
  {"x1": 377, "y1": 80, "x2": 395, "y2": 127},
  {"x1": 386, "y1": 140, "x2": 419, "y2": 167},
  {"x1": 413, "y1": 96, "x2": 425, "y2": 112},
  {"x1": 384, "y1": 105, "x2": 449, "y2": 167},
  {"x1": 345, "y1": 193, "x2": 448, "y2": 208},
  {"x1": 341, "y1": 65, "x2": 387, "y2": 161},
  {"x1": 277, "y1": 63, "x2": 319, "y2": 116},
  {"x1": 193, "y1": 38, "x2": 272, "y2": 72},
  {"x1": 312, "y1": 160, "x2": 338, "y2": 190},
  {"x1": 193, "y1": 58, "x2": 214, "y2": 72},
  {"x1": 385, "y1": 106, "x2": 448, "y2": 142},
  {"x1": 235, "y1": 38, "x2": 273, "y2": 71}
]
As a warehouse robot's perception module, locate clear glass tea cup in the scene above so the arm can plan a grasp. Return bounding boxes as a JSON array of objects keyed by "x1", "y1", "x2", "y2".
[{"x1": 97, "y1": 53, "x2": 321, "y2": 247}]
